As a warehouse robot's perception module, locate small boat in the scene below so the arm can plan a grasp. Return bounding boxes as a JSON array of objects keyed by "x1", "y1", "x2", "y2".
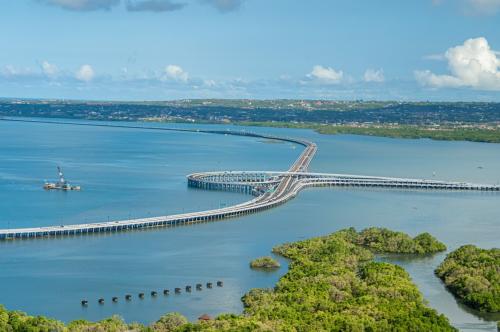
[{"x1": 43, "y1": 166, "x2": 81, "y2": 191}]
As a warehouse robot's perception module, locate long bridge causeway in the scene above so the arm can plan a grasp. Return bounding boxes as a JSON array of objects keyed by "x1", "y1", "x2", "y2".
[{"x1": 0, "y1": 119, "x2": 498, "y2": 240}]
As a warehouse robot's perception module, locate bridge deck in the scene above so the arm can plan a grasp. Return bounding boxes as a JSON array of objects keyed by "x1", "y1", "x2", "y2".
[{"x1": 0, "y1": 121, "x2": 497, "y2": 240}]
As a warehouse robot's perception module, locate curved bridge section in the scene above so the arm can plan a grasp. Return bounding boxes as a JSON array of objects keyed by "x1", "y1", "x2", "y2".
[
  {"x1": 188, "y1": 171, "x2": 500, "y2": 192},
  {"x1": 0, "y1": 125, "x2": 497, "y2": 241}
]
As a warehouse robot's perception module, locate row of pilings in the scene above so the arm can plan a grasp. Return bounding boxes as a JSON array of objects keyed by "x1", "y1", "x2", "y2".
[{"x1": 81, "y1": 281, "x2": 223, "y2": 306}]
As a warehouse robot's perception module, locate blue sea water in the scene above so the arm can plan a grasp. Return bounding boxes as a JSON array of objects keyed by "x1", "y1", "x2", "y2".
[{"x1": 0, "y1": 119, "x2": 499, "y2": 331}]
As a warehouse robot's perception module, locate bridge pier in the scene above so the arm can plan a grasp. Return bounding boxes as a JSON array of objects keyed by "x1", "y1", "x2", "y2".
[{"x1": 2, "y1": 134, "x2": 499, "y2": 241}]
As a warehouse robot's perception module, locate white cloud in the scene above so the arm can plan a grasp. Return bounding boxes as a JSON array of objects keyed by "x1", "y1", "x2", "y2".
[
  {"x1": 363, "y1": 68, "x2": 385, "y2": 83},
  {"x1": 308, "y1": 65, "x2": 343, "y2": 84},
  {"x1": 163, "y1": 64, "x2": 189, "y2": 82},
  {"x1": 76, "y1": 64, "x2": 95, "y2": 82},
  {"x1": 423, "y1": 54, "x2": 446, "y2": 61},
  {"x1": 38, "y1": 0, "x2": 186, "y2": 12},
  {"x1": 279, "y1": 74, "x2": 292, "y2": 81},
  {"x1": 126, "y1": 0, "x2": 186, "y2": 12},
  {"x1": 203, "y1": 79, "x2": 217, "y2": 87},
  {"x1": 466, "y1": 0, "x2": 500, "y2": 15},
  {"x1": 415, "y1": 37, "x2": 500, "y2": 90},
  {"x1": 39, "y1": 0, "x2": 120, "y2": 11},
  {"x1": 415, "y1": 70, "x2": 463, "y2": 88},
  {"x1": 432, "y1": 0, "x2": 500, "y2": 15},
  {"x1": 37, "y1": 0, "x2": 250, "y2": 13},
  {"x1": 202, "y1": 0, "x2": 244, "y2": 12},
  {"x1": 41, "y1": 61, "x2": 59, "y2": 78},
  {"x1": 2, "y1": 65, "x2": 23, "y2": 77},
  {"x1": 1, "y1": 65, "x2": 35, "y2": 78}
]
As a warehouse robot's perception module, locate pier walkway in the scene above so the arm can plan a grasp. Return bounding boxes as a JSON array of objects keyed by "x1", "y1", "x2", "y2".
[{"x1": 0, "y1": 119, "x2": 498, "y2": 240}]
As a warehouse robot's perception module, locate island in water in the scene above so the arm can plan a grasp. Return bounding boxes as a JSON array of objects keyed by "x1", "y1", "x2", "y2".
[
  {"x1": 249, "y1": 256, "x2": 281, "y2": 270},
  {"x1": 0, "y1": 227, "x2": 462, "y2": 331},
  {"x1": 436, "y1": 245, "x2": 500, "y2": 313}
]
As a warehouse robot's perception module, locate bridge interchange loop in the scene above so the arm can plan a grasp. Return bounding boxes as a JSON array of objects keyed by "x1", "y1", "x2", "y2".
[{"x1": 0, "y1": 125, "x2": 499, "y2": 240}]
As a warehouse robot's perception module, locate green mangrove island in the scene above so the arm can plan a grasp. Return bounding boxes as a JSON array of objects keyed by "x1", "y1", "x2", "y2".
[
  {"x1": 435, "y1": 245, "x2": 500, "y2": 313},
  {"x1": 0, "y1": 227, "x2": 457, "y2": 331},
  {"x1": 249, "y1": 256, "x2": 281, "y2": 269},
  {"x1": 239, "y1": 122, "x2": 500, "y2": 144},
  {"x1": 353, "y1": 227, "x2": 447, "y2": 254}
]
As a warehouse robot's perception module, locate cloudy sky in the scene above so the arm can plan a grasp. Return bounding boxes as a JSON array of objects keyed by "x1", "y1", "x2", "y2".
[{"x1": 1, "y1": 0, "x2": 500, "y2": 101}]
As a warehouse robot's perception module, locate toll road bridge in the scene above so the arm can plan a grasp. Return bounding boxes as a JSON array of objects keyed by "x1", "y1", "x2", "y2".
[
  {"x1": 0, "y1": 121, "x2": 498, "y2": 241},
  {"x1": 188, "y1": 171, "x2": 500, "y2": 194}
]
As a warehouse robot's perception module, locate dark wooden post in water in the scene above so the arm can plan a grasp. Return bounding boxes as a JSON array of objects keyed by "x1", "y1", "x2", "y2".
[
  {"x1": 217, "y1": 281, "x2": 223, "y2": 287},
  {"x1": 138, "y1": 293, "x2": 145, "y2": 299},
  {"x1": 125, "y1": 294, "x2": 132, "y2": 301},
  {"x1": 163, "y1": 289, "x2": 170, "y2": 295},
  {"x1": 196, "y1": 283, "x2": 202, "y2": 290},
  {"x1": 175, "y1": 288, "x2": 181, "y2": 294},
  {"x1": 185, "y1": 285, "x2": 192, "y2": 292},
  {"x1": 98, "y1": 298, "x2": 104, "y2": 304},
  {"x1": 112, "y1": 297, "x2": 118, "y2": 303},
  {"x1": 151, "y1": 291, "x2": 157, "y2": 297},
  {"x1": 206, "y1": 282, "x2": 212, "y2": 288},
  {"x1": 81, "y1": 300, "x2": 88, "y2": 306}
]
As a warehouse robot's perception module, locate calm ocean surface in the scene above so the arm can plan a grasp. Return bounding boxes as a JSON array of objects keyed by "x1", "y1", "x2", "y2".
[{"x1": 0, "y1": 119, "x2": 499, "y2": 331}]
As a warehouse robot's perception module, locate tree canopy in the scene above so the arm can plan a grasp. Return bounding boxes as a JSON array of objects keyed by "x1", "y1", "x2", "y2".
[
  {"x1": 436, "y1": 245, "x2": 500, "y2": 313},
  {"x1": 0, "y1": 227, "x2": 454, "y2": 331},
  {"x1": 250, "y1": 256, "x2": 281, "y2": 269},
  {"x1": 178, "y1": 228, "x2": 452, "y2": 331}
]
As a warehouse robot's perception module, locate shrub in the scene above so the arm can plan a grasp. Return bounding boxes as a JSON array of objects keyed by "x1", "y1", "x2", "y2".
[
  {"x1": 249, "y1": 256, "x2": 280, "y2": 269},
  {"x1": 436, "y1": 245, "x2": 500, "y2": 312}
]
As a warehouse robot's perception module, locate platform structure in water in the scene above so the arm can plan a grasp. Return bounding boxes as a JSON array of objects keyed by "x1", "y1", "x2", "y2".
[{"x1": 43, "y1": 166, "x2": 81, "y2": 191}]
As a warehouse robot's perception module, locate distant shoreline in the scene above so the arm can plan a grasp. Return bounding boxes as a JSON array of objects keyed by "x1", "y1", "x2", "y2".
[
  {"x1": 139, "y1": 117, "x2": 500, "y2": 144},
  {"x1": 2, "y1": 114, "x2": 500, "y2": 144},
  {"x1": 1, "y1": 98, "x2": 500, "y2": 143},
  {"x1": 235, "y1": 121, "x2": 500, "y2": 144}
]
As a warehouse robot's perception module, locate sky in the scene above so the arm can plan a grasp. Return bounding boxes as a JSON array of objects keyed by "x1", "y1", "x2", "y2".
[{"x1": 1, "y1": 0, "x2": 500, "y2": 101}]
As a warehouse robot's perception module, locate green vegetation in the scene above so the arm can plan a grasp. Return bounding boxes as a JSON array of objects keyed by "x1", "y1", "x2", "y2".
[
  {"x1": 180, "y1": 227, "x2": 452, "y2": 331},
  {"x1": 355, "y1": 227, "x2": 447, "y2": 254},
  {"x1": 249, "y1": 256, "x2": 281, "y2": 269},
  {"x1": 66, "y1": 315, "x2": 145, "y2": 331},
  {"x1": 315, "y1": 125, "x2": 500, "y2": 143},
  {"x1": 0, "y1": 228, "x2": 454, "y2": 331},
  {"x1": 0, "y1": 309, "x2": 143, "y2": 332},
  {"x1": 0, "y1": 308, "x2": 184, "y2": 332},
  {"x1": 239, "y1": 121, "x2": 500, "y2": 144},
  {"x1": 0, "y1": 306, "x2": 66, "y2": 331},
  {"x1": 435, "y1": 245, "x2": 500, "y2": 313},
  {"x1": 152, "y1": 313, "x2": 189, "y2": 331}
]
